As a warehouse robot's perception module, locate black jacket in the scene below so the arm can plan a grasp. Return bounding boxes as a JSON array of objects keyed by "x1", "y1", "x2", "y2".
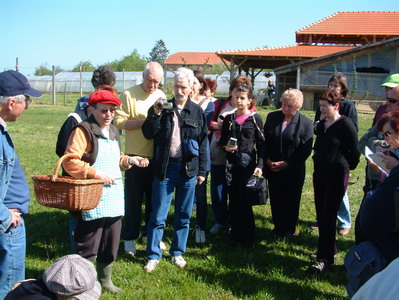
[
  {"x1": 142, "y1": 98, "x2": 208, "y2": 180},
  {"x1": 263, "y1": 110, "x2": 313, "y2": 178},
  {"x1": 219, "y1": 112, "x2": 265, "y2": 169},
  {"x1": 313, "y1": 116, "x2": 360, "y2": 175}
]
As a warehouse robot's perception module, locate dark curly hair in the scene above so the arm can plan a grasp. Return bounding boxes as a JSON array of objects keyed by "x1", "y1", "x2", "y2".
[{"x1": 91, "y1": 65, "x2": 116, "y2": 88}]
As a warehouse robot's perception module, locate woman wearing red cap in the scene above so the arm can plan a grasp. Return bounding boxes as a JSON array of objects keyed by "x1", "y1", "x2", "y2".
[{"x1": 62, "y1": 86, "x2": 149, "y2": 293}]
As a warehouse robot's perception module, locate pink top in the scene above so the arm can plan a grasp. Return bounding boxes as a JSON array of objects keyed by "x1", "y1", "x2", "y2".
[{"x1": 235, "y1": 112, "x2": 251, "y2": 126}]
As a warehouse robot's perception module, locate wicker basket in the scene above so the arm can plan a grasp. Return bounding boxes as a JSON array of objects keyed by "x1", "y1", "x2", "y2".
[{"x1": 32, "y1": 154, "x2": 104, "y2": 211}]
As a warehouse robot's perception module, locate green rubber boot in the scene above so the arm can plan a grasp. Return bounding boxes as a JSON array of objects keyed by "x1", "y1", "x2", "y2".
[{"x1": 96, "y1": 262, "x2": 123, "y2": 293}]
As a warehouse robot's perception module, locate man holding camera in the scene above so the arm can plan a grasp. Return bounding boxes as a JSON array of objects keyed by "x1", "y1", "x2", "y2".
[
  {"x1": 142, "y1": 67, "x2": 208, "y2": 272},
  {"x1": 114, "y1": 62, "x2": 166, "y2": 256}
]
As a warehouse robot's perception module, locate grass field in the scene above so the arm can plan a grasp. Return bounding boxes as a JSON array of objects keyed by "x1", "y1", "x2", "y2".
[{"x1": 7, "y1": 94, "x2": 373, "y2": 300}]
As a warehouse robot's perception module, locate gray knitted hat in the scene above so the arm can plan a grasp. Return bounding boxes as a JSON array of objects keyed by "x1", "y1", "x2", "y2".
[{"x1": 42, "y1": 255, "x2": 101, "y2": 300}]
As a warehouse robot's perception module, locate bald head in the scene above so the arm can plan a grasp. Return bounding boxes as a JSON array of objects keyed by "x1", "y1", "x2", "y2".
[{"x1": 142, "y1": 62, "x2": 163, "y2": 94}]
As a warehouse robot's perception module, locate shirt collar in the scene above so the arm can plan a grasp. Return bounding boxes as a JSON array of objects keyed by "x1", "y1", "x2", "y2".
[{"x1": 0, "y1": 117, "x2": 6, "y2": 129}]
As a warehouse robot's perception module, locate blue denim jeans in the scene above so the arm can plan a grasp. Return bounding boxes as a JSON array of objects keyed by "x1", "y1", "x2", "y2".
[
  {"x1": 337, "y1": 191, "x2": 351, "y2": 229},
  {"x1": 146, "y1": 162, "x2": 196, "y2": 260},
  {"x1": 0, "y1": 218, "x2": 26, "y2": 299},
  {"x1": 210, "y1": 165, "x2": 228, "y2": 226}
]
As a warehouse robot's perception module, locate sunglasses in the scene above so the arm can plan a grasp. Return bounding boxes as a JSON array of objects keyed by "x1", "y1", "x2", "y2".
[
  {"x1": 383, "y1": 130, "x2": 394, "y2": 137},
  {"x1": 388, "y1": 98, "x2": 399, "y2": 104},
  {"x1": 97, "y1": 107, "x2": 116, "y2": 114}
]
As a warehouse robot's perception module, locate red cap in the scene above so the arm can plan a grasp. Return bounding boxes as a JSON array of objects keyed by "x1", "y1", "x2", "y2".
[{"x1": 88, "y1": 90, "x2": 121, "y2": 106}]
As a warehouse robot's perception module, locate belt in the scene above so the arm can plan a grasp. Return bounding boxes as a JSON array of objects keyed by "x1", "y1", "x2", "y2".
[{"x1": 169, "y1": 157, "x2": 184, "y2": 162}]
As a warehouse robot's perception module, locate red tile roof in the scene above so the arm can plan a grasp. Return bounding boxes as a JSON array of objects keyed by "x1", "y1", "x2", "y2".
[
  {"x1": 165, "y1": 52, "x2": 224, "y2": 65},
  {"x1": 296, "y1": 11, "x2": 399, "y2": 36},
  {"x1": 216, "y1": 44, "x2": 355, "y2": 58}
]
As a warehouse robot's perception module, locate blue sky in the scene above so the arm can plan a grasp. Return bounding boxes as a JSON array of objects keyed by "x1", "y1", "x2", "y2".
[{"x1": 0, "y1": 0, "x2": 396, "y2": 75}]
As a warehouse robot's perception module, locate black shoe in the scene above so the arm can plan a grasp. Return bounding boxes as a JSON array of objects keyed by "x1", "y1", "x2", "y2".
[
  {"x1": 283, "y1": 231, "x2": 294, "y2": 241},
  {"x1": 265, "y1": 229, "x2": 278, "y2": 238},
  {"x1": 309, "y1": 260, "x2": 329, "y2": 272}
]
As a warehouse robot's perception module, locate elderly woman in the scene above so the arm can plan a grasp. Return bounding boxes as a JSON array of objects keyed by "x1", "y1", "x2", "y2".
[
  {"x1": 263, "y1": 89, "x2": 313, "y2": 240},
  {"x1": 311, "y1": 89, "x2": 360, "y2": 272},
  {"x1": 62, "y1": 87, "x2": 149, "y2": 293}
]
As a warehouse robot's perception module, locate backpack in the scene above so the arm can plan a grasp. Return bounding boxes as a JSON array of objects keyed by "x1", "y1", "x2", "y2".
[{"x1": 344, "y1": 241, "x2": 388, "y2": 298}]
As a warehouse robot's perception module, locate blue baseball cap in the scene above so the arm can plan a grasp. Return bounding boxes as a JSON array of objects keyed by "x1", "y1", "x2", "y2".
[{"x1": 0, "y1": 70, "x2": 42, "y2": 97}]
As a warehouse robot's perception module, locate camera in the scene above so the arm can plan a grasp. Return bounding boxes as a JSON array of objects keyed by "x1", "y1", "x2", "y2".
[
  {"x1": 228, "y1": 137, "x2": 237, "y2": 147},
  {"x1": 155, "y1": 99, "x2": 173, "y2": 110}
]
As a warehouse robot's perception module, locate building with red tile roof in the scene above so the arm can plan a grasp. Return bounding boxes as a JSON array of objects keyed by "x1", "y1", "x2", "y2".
[
  {"x1": 165, "y1": 52, "x2": 226, "y2": 71},
  {"x1": 296, "y1": 11, "x2": 399, "y2": 45}
]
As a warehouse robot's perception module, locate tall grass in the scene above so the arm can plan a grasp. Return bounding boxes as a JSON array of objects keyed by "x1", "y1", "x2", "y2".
[{"x1": 7, "y1": 98, "x2": 373, "y2": 300}]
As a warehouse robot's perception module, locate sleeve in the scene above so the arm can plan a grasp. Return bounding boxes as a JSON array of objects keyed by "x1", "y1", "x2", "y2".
[
  {"x1": 204, "y1": 101, "x2": 215, "y2": 127},
  {"x1": 197, "y1": 112, "x2": 209, "y2": 178},
  {"x1": 114, "y1": 91, "x2": 133, "y2": 130},
  {"x1": 285, "y1": 117, "x2": 314, "y2": 167},
  {"x1": 119, "y1": 153, "x2": 131, "y2": 171},
  {"x1": 62, "y1": 127, "x2": 97, "y2": 179},
  {"x1": 344, "y1": 120, "x2": 360, "y2": 170},
  {"x1": 56, "y1": 116, "x2": 78, "y2": 157},
  {"x1": 219, "y1": 113, "x2": 232, "y2": 149},
  {"x1": 0, "y1": 203, "x2": 12, "y2": 234},
  {"x1": 346, "y1": 101, "x2": 359, "y2": 131},
  {"x1": 314, "y1": 107, "x2": 321, "y2": 123},
  {"x1": 263, "y1": 114, "x2": 272, "y2": 161},
  {"x1": 142, "y1": 106, "x2": 161, "y2": 140},
  {"x1": 254, "y1": 114, "x2": 265, "y2": 169}
]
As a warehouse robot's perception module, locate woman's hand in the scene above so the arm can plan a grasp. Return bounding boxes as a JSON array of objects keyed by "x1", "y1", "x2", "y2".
[
  {"x1": 270, "y1": 161, "x2": 288, "y2": 172},
  {"x1": 95, "y1": 171, "x2": 115, "y2": 185},
  {"x1": 253, "y1": 168, "x2": 262, "y2": 177},
  {"x1": 196, "y1": 176, "x2": 205, "y2": 185},
  {"x1": 129, "y1": 156, "x2": 149, "y2": 167},
  {"x1": 380, "y1": 154, "x2": 399, "y2": 170},
  {"x1": 225, "y1": 144, "x2": 238, "y2": 153},
  {"x1": 210, "y1": 121, "x2": 220, "y2": 131},
  {"x1": 367, "y1": 160, "x2": 383, "y2": 173}
]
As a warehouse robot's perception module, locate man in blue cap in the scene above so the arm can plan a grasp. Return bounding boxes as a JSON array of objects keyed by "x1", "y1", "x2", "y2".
[{"x1": 0, "y1": 70, "x2": 42, "y2": 298}]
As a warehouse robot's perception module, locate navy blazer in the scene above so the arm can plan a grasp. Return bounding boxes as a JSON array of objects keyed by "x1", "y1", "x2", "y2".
[{"x1": 263, "y1": 110, "x2": 313, "y2": 179}]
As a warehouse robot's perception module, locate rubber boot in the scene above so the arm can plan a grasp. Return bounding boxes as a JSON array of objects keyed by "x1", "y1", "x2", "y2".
[{"x1": 96, "y1": 262, "x2": 123, "y2": 293}]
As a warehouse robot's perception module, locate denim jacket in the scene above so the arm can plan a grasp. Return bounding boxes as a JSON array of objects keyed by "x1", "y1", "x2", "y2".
[
  {"x1": 142, "y1": 98, "x2": 208, "y2": 180},
  {"x1": 0, "y1": 121, "x2": 15, "y2": 234}
]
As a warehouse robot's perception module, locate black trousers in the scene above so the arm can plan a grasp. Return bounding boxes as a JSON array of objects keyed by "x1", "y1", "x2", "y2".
[
  {"x1": 313, "y1": 172, "x2": 348, "y2": 264},
  {"x1": 229, "y1": 165, "x2": 255, "y2": 246},
  {"x1": 268, "y1": 168, "x2": 305, "y2": 235},
  {"x1": 75, "y1": 216, "x2": 122, "y2": 264},
  {"x1": 121, "y1": 163, "x2": 153, "y2": 241}
]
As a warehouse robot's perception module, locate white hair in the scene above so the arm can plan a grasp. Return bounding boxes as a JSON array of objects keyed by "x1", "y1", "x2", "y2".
[
  {"x1": 174, "y1": 67, "x2": 195, "y2": 87},
  {"x1": 0, "y1": 95, "x2": 25, "y2": 104},
  {"x1": 143, "y1": 61, "x2": 164, "y2": 78}
]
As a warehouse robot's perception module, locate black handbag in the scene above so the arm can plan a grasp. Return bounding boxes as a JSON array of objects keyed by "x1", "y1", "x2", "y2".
[{"x1": 245, "y1": 175, "x2": 268, "y2": 206}]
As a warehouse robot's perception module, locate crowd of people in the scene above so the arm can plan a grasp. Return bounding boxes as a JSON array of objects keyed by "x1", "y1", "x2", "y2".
[{"x1": 1, "y1": 65, "x2": 399, "y2": 298}]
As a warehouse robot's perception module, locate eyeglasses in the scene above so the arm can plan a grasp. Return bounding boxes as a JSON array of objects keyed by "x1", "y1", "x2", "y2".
[
  {"x1": 383, "y1": 130, "x2": 394, "y2": 137},
  {"x1": 97, "y1": 107, "x2": 116, "y2": 114},
  {"x1": 388, "y1": 98, "x2": 399, "y2": 104}
]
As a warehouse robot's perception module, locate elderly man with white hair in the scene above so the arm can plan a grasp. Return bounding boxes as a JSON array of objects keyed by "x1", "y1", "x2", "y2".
[
  {"x1": 142, "y1": 67, "x2": 208, "y2": 272},
  {"x1": 114, "y1": 62, "x2": 166, "y2": 256},
  {"x1": 0, "y1": 70, "x2": 42, "y2": 298}
]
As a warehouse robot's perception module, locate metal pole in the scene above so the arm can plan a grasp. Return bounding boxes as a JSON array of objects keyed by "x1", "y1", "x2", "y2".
[
  {"x1": 123, "y1": 69, "x2": 125, "y2": 91},
  {"x1": 64, "y1": 82, "x2": 67, "y2": 106},
  {"x1": 52, "y1": 66, "x2": 56, "y2": 105},
  {"x1": 296, "y1": 66, "x2": 301, "y2": 90},
  {"x1": 15, "y1": 57, "x2": 19, "y2": 72},
  {"x1": 80, "y1": 66, "x2": 83, "y2": 97}
]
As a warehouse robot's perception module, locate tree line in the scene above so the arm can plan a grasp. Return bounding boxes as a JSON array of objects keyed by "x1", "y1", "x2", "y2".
[{"x1": 34, "y1": 40, "x2": 170, "y2": 76}]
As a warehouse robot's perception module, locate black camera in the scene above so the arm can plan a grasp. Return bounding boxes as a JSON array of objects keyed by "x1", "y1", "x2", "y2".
[{"x1": 155, "y1": 99, "x2": 173, "y2": 110}]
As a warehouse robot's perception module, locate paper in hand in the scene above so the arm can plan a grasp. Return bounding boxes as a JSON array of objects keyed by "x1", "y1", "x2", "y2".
[{"x1": 364, "y1": 146, "x2": 390, "y2": 174}]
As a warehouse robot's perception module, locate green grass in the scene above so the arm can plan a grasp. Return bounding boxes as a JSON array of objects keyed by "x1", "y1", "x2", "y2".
[{"x1": 6, "y1": 99, "x2": 373, "y2": 300}]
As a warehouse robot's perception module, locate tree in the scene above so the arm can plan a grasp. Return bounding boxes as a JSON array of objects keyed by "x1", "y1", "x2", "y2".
[
  {"x1": 108, "y1": 49, "x2": 147, "y2": 71},
  {"x1": 147, "y1": 39, "x2": 170, "y2": 66},
  {"x1": 71, "y1": 60, "x2": 95, "y2": 72},
  {"x1": 34, "y1": 63, "x2": 64, "y2": 76},
  {"x1": 203, "y1": 63, "x2": 228, "y2": 76}
]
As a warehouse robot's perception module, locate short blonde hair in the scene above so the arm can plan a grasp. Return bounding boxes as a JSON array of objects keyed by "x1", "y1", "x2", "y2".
[{"x1": 280, "y1": 88, "x2": 303, "y2": 109}]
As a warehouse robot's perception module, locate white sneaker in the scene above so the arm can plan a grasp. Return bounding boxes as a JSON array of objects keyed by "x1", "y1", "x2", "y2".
[
  {"x1": 144, "y1": 259, "x2": 159, "y2": 273},
  {"x1": 210, "y1": 223, "x2": 223, "y2": 235},
  {"x1": 160, "y1": 241, "x2": 167, "y2": 250},
  {"x1": 124, "y1": 240, "x2": 136, "y2": 256},
  {"x1": 172, "y1": 256, "x2": 186, "y2": 269},
  {"x1": 194, "y1": 225, "x2": 206, "y2": 243}
]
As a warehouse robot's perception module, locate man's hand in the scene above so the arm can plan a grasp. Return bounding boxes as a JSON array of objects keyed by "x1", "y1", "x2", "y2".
[
  {"x1": 129, "y1": 156, "x2": 150, "y2": 167},
  {"x1": 8, "y1": 210, "x2": 21, "y2": 230},
  {"x1": 196, "y1": 176, "x2": 205, "y2": 185}
]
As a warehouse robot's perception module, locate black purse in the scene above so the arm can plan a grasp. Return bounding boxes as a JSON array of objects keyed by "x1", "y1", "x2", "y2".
[{"x1": 245, "y1": 175, "x2": 268, "y2": 206}]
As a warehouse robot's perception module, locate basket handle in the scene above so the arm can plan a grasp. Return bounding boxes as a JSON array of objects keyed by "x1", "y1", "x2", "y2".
[{"x1": 52, "y1": 153, "x2": 81, "y2": 182}]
